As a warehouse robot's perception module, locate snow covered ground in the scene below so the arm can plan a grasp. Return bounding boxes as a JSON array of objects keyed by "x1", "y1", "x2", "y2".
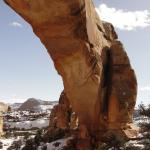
[
  {"x1": 38, "y1": 105, "x2": 55, "y2": 111},
  {"x1": 0, "y1": 136, "x2": 25, "y2": 150},
  {"x1": 7, "y1": 118, "x2": 49, "y2": 129},
  {"x1": 0, "y1": 138, "x2": 14, "y2": 150},
  {"x1": 38, "y1": 137, "x2": 73, "y2": 150},
  {"x1": 134, "y1": 116, "x2": 150, "y2": 125},
  {"x1": 0, "y1": 137, "x2": 25, "y2": 150}
]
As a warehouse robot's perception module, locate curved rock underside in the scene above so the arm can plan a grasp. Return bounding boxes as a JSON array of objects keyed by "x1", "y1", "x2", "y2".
[{"x1": 4, "y1": 0, "x2": 138, "y2": 147}]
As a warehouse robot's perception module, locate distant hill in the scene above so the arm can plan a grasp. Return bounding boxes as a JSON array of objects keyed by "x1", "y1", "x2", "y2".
[
  {"x1": 10, "y1": 103, "x2": 22, "y2": 111},
  {"x1": 18, "y1": 98, "x2": 57, "y2": 111}
]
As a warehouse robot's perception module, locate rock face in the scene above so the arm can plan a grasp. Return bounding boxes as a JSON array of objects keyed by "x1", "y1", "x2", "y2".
[
  {"x1": 5, "y1": 0, "x2": 137, "y2": 144},
  {"x1": 49, "y1": 91, "x2": 71, "y2": 130},
  {"x1": 0, "y1": 102, "x2": 9, "y2": 136},
  {"x1": 0, "y1": 102, "x2": 9, "y2": 113},
  {"x1": 0, "y1": 112, "x2": 3, "y2": 137},
  {"x1": 49, "y1": 91, "x2": 78, "y2": 130}
]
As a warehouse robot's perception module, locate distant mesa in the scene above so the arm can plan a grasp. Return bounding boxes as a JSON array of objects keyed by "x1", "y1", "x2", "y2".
[{"x1": 18, "y1": 98, "x2": 57, "y2": 111}]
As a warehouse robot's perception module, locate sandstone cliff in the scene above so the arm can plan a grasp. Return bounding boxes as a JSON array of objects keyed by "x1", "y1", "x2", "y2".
[
  {"x1": 0, "y1": 102, "x2": 9, "y2": 136},
  {"x1": 0, "y1": 102, "x2": 9, "y2": 113},
  {"x1": 4, "y1": 0, "x2": 137, "y2": 148}
]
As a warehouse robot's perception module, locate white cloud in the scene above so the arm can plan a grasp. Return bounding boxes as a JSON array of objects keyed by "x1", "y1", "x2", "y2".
[
  {"x1": 9, "y1": 21, "x2": 23, "y2": 28},
  {"x1": 96, "y1": 4, "x2": 150, "y2": 30},
  {"x1": 139, "y1": 86, "x2": 150, "y2": 91}
]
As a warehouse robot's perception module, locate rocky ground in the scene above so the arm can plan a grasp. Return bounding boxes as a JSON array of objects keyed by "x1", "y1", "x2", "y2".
[
  {"x1": 0, "y1": 100, "x2": 57, "y2": 149},
  {"x1": 0, "y1": 99, "x2": 149, "y2": 150},
  {"x1": 0, "y1": 109, "x2": 147, "y2": 150}
]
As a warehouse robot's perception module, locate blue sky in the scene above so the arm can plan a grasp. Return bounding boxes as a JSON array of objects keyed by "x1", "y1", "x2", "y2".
[{"x1": 0, "y1": 0, "x2": 150, "y2": 105}]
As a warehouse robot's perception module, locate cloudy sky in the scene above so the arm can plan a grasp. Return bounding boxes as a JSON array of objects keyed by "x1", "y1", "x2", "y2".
[{"x1": 0, "y1": 0, "x2": 150, "y2": 105}]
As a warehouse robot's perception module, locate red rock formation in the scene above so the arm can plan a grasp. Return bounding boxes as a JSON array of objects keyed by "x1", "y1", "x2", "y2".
[
  {"x1": 49, "y1": 91, "x2": 78, "y2": 131},
  {"x1": 0, "y1": 102, "x2": 10, "y2": 136},
  {"x1": 49, "y1": 91, "x2": 71, "y2": 130},
  {"x1": 4, "y1": 0, "x2": 137, "y2": 142}
]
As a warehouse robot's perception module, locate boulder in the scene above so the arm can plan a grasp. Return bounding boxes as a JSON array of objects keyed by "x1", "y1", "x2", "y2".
[{"x1": 49, "y1": 91, "x2": 71, "y2": 130}]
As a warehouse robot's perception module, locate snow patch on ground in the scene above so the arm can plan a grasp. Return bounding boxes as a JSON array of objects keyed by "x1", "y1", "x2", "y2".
[
  {"x1": 7, "y1": 118, "x2": 49, "y2": 129},
  {"x1": 39, "y1": 105, "x2": 54, "y2": 111},
  {"x1": 0, "y1": 138, "x2": 15, "y2": 150},
  {"x1": 126, "y1": 140, "x2": 145, "y2": 149},
  {"x1": 38, "y1": 137, "x2": 72, "y2": 150}
]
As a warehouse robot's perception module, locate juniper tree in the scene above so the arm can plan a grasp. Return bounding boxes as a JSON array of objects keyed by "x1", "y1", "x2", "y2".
[{"x1": 138, "y1": 104, "x2": 150, "y2": 149}]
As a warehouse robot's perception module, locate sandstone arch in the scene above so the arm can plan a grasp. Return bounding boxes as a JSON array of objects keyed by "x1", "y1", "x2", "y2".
[{"x1": 4, "y1": 0, "x2": 137, "y2": 138}]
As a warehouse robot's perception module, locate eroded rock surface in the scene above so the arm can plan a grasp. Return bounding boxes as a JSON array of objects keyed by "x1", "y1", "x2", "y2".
[
  {"x1": 49, "y1": 91, "x2": 71, "y2": 130},
  {"x1": 0, "y1": 102, "x2": 10, "y2": 136},
  {"x1": 4, "y1": 0, "x2": 137, "y2": 145}
]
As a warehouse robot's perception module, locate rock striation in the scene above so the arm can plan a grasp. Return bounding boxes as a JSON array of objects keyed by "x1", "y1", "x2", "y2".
[
  {"x1": 49, "y1": 91, "x2": 71, "y2": 130},
  {"x1": 4, "y1": 0, "x2": 137, "y2": 148}
]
